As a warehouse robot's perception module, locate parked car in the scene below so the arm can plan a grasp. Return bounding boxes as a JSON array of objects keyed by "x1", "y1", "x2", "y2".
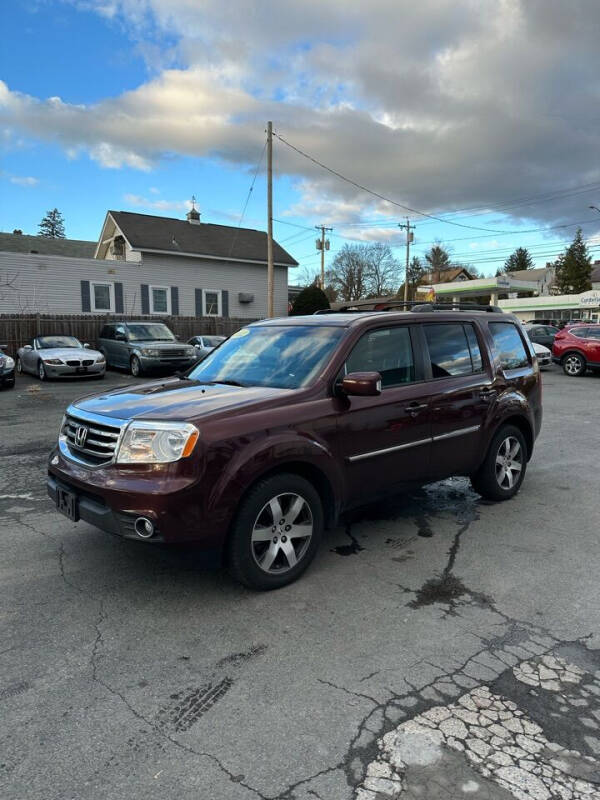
[
  {"x1": 188, "y1": 335, "x2": 226, "y2": 361},
  {"x1": 48, "y1": 307, "x2": 542, "y2": 590},
  {"x1": 531, "y1": 341, "x2": 552, "y2": 368},
  {"x1": 0, "y1": 344, "x2": 15, "y2": 388},
  {"x1": 17, "y1": 336, "x2": 105, "y2": 381},
  {"x1": 552, "y1": 324, "x2": 600, "y2": 376},
  {"x1": 98, "y1": 322, "x2": 198, "y2": 377},
  {"x1": 524, "y1": 323, "x2": 558, "y2": 350}
]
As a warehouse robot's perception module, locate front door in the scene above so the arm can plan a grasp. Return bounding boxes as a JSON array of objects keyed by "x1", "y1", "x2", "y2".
[
  {"x1": 335, "y1": 324, "x2": 432, "y2": 504},
  {"x1": 417, "y1": 322, "x2": 496, "y2": 479}
]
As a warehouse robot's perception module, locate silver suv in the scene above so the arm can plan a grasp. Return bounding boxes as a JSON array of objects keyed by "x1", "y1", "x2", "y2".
[{"x1": 98, "y1": 322, "x2": 198, "y2": 377}]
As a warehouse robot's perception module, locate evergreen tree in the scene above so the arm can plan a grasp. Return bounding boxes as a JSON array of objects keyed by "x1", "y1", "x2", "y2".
[
  {"x1": 398, "y1": 255, "x2": 427, "y2": 300},
  {"x1": 38, "y1": 208, "x2": 65, "y2": 238},
  {"x1": 424, "y1": 243, "x2": 451, "y2": 281},
  {"x1": 553, "y1": 228, "x2": 592, "y2": 294},
  {"x1": 503, "y1": 247, "x2": 534, "y2": 273},
  {"x1": 290, "y1": 284, "x2": 330, "y2": 315}
]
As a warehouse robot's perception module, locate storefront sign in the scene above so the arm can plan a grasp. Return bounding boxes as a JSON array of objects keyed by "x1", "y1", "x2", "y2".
[{"x1": 579, "y1": 290, "x2": 600, "y2": 307}]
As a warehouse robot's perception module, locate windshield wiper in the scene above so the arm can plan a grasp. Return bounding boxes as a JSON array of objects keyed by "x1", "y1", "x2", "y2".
[{"x1": 212, "y1": 379, "x2": 247, "y2": 387}]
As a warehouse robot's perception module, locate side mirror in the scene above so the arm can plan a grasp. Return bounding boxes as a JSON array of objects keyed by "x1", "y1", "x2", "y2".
[
  {"x1": 83, "y1": 343, "x2": 90, "y2": 349},
  {"x1": 340, "y1": 371, "x2": 382, "y2": 397},
  {"x1": 24, "y1": 344, "x2": 33, "y2": 351},
  {"x1": 115, "y1": 333, "x2": 126, "y2": 341}
]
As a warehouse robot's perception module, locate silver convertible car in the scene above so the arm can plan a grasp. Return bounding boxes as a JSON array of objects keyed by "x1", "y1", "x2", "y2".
[{"x1": 17, "y1": 335, "x2": 106, "y2": 381}]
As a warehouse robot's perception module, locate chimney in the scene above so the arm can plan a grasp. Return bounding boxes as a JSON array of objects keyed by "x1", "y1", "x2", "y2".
[{"x1": 186, "y1": 195, "x2": 201, "y2": 225}]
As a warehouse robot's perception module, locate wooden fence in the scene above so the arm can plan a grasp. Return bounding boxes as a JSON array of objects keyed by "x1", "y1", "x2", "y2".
[{"x1": 0, "y1": 314, "x2": 258, "y2": 354}]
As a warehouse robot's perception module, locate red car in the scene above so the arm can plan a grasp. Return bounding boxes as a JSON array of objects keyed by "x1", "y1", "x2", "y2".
[{"x1": 552, "y1": 324, "x2": 600, "y2": 376}]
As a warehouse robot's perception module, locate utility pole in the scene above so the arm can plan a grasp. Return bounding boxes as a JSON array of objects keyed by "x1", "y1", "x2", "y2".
[
  {"x1": 315, "y1": 225, "x2": 332, "y2": 289},
  {"x1": 267, "y1": 121, "x2": 274, "y2": 318},
  {"x1": 398, "y1": 218, "x2": 415, "y2": 302}
]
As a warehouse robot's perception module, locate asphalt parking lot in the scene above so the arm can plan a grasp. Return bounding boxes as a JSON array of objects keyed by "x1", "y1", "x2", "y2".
[{"x1": 1, "y1": 366, "x2": 599, "y2": 800}]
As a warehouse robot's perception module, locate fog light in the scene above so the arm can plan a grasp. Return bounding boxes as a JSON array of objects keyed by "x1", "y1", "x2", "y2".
[{"x1": 134, "y1": 517, "x2": 155, "y2": 539}]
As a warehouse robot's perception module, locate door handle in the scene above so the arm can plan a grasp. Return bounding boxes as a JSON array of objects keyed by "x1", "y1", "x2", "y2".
[
  {"x1": 479, "y1": 389, "x2": 497, "y2": 401},
  {"x1": 405, "y1": 402, "x2": 428, "y2": 416}
]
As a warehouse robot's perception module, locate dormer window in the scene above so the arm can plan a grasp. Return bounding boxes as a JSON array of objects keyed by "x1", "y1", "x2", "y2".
[{"x1": 111, "y1": 236, "x2": 125, "y2": 258}]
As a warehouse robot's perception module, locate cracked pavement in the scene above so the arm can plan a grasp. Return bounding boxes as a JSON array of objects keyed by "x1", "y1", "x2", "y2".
[{"x1": 1, "y1": 368, "x2": 599, "y2": 799}]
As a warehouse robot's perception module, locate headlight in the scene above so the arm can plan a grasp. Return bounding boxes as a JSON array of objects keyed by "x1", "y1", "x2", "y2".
[
  {"x1": 44, "y1": 358, "x2": 63, "y2": 365},
  {"x1": 4, "y1": 356, "x2": 14, "y2": 369},
  {"x1": 185, "y1": 347, "x2": 196, "y2": 356},
  {"x1": 96, "y1": 355, "x2": 105, "y2": 363},
  {"x1": 116, "y1": 421, "x2": 199, "y2": 464},
  {"x1": 141, "y1": 348, "x2": 160, "y2": 357}
]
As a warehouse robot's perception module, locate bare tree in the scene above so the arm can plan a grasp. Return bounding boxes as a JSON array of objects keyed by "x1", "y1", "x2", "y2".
[
  {"x1": 364, "y1": 242, "x2": 401, "y2": 297},
  {"x1": 326, "y1": 244, "x2": 369, "y2": 301}
]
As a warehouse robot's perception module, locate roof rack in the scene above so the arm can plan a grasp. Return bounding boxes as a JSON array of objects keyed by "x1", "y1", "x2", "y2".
[{"x1": 315, "y1": 300, "x2": 504, "y2": 314}]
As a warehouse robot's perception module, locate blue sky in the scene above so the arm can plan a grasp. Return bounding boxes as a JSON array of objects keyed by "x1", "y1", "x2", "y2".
[{"x1": 2, "y1": 0, "x2": 600, "y2": 280}]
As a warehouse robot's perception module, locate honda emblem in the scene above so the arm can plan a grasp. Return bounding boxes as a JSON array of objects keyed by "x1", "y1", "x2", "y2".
[{"x1": 74, "y1": 425, "x2": 88, "y2": 448}]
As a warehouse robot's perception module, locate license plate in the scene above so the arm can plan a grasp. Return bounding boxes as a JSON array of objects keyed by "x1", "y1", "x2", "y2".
[
  {"x1": 76, "y1": 366, "x2": 88, "y2": 373},
  {"x1": 56, "y1": 487, "x2": 79, "y2": 521}
]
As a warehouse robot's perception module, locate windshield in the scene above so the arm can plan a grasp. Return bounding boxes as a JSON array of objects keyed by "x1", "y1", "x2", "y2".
[
  {"x1": 37, "y1": 336, "x2": 81, "y2": 349},
  {"x1": 126, "y1": 324, "x2": 176, "y2": 342},
  {"x1": 187, "y1": 325, "x2": 344, "y2": 389}
]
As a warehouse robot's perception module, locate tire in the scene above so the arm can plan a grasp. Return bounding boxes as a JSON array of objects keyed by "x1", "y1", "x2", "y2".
[
  {"x1": 562, "y1": 352, "x2": 586, "y2": 377},
  {"x1": 130, "y1": 355, "x2": 143, "y2": 377},
  {"x1": 38, "y1": 360, "x2": 47, "y2": 381},
  {"x1": 471, "y1": 425, "x2": 527, "y2": 502},
  {"x1": 228, "y1": 473, "x2": 323, "y2": 590},
  {"x1": 16, "y1": 357, "x2": 23, "y2": 375}
]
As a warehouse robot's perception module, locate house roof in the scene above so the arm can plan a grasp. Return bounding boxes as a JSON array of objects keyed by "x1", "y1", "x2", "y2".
[
  {"x1": 0, "y1": 232, "x2": 96, "y2": 258},
  {"x1": 591, "y1": 265, "x2": 600, "y2": 283},
  {"x1": 108, "y1": 211, "x2": 298, "y2": 267},
  {"x1": 422, "y1": 267, "x2": 473, "y2": 283}
]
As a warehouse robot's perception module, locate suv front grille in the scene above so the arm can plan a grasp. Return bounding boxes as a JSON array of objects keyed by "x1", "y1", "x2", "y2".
[
  {"x1": 159, "y1": 349, "x2": 188, "y2": 359},
  {"x1": 63, "y1": 412, "x2": 123, "y2": 466}
]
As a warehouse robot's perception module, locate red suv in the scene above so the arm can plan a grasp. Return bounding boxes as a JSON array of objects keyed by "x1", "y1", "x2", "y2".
[
  {"x1": 47, "y1": 307, "x2": 542, "y2": 590},
  {"x1": 552, "y1": 324, "x2": 600, "y2": 376}
]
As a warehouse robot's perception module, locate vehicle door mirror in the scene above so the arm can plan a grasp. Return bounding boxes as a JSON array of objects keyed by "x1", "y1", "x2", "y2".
[
  {"x1": 341, "y1": 371, "x2": 382, "y2": 397},
  {"x1": 115, "y1": 332, "x2": 126, "y2": 341},
  {"x1": 23, "y1": 344, "x2": 33, "y2": 351},
  {"x1": 83, "y1": 342, "x2": 90, "y2": 348}
]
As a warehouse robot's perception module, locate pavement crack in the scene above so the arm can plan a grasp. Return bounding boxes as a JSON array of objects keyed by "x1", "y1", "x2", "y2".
[{"x1": 317, "y1": 678, "x2": 379, "y2": 706}]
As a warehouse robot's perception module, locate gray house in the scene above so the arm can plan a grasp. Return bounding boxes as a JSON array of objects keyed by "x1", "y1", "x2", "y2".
[{"x1": 0, "y1": 208, "x2": 297, "y2": 319}]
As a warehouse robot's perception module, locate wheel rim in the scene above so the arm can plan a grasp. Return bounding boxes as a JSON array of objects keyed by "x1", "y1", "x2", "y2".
[
  {"x1": 495, "y1": 435, "x2": 523, "y2": 490},
  {"x1": 38, "y1": 362, "x2": 45, "y2": 379},
  {"x1": 16, "y1": 358, "x2": 22, "y2": 374},
  {"x1": 131, "y1": 357, "x2": 139, "y2": 376},
  {"x1": 564, "y1": 355, "x2": 582, "y2": 375},
  {"x1": 251, "y1": 492, "x2": 313, "y2": 575}
]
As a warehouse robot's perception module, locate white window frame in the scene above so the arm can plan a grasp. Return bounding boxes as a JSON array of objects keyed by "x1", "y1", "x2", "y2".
[
  {"x1": 202, "y1": 289, "x2": 222, "y2": 317},
  {"x1": 91, "y1": 281, "x2": 115, "y2": 313},
  {"x1": 149, "y1": 285, "x2": 171, "y2": 315}
]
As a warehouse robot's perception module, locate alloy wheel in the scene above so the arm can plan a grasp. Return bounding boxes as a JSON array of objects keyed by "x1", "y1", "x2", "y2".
[
  {"x1": 131, "y1": 356, "x2": 140, "y2": 377},
  {"x1": 495, "y1": 436, "x2": 523, "y2": 490},
  {"x1": 251, "y1": 492, "x2": 313, "y2": 574},
  {"x1": 564, "y1": 355, "x2": 583, "y2": 376},
  {"x1": 38, "y1": 361, "x2": 46, "y2": 381},
  {"x1": 16, "y1": 357, "x2": 22, "y2": 374}
]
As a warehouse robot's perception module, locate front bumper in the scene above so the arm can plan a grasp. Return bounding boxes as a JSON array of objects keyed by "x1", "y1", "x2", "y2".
[
  {"x1": 537, "y1": 356, "x2": 552, "y2": 367},
  {"x1": 138, "y1": 356, "x2": 198, "y2": 372},
  {"x1": 44, "y1": 362, "x2": 105, "y2": 378},
  {"x1": 46, "y1": 447, "x2": 221, "y2": 548},
  {"x1": 0, "y1": 366, "x2": 15, "y2": 384}
]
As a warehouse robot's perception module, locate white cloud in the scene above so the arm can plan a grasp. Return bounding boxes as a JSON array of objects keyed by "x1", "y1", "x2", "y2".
[
  {"x1": 3, "y1": 1, "x2": 600, "y2": 228},
  {"x1": 9, "y1": 175, "x2": 39, "y2": 186},
  {"x1": 123, "y1": 193, "x2": 189, "y2": 212}
]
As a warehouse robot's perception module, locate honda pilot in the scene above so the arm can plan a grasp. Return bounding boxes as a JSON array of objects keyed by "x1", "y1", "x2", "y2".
[{"x1": 48, "y1": 306, "x2": 542, "y2": 590}]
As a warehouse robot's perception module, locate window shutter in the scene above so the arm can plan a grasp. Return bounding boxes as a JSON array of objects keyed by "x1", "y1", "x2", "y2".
[
  {"x1": 221, "y1": 290, "x2": 229, "y2": 318},
  {"x1": 141, "y1": 284, "x2": 149, "y2": 315},
  {"x1": 171, "y1": 286, "x2": 179, "y2": 316},
  {"x1": 195, "y1": 288, "x2": 203, "y2": 317},
  {"x1": 81, "y1": 280, "x2": 91, "y2": 312},
  {"x1": 115, "y1": 282, "x2": 124, "y2": 314}
]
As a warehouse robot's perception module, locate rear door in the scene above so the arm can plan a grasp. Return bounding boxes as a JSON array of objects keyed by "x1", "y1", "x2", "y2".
[
  {"x1": 418, "y1": 321, "x2": 496, "y2": 480},
  {"x1": 581, "y1": 327, "x2": 600, "y2": 365},
  {"x1": 335, "y1": 324, "x2": 432, "y2": 501}
]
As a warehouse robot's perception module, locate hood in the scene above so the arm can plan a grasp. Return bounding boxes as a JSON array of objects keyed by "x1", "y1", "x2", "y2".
[
  {"x1": 72, "y1": 378, "x2": 292, "y2": 421},
  {"x1": 532, "y1": 342, "x2": 550, "y2": 355},
  {"x1": 40, "y1": 347, "x2": 102, "y2": 360},
  {"x1": 131, "y1": 341, "x2": 192, "y2": 350}
]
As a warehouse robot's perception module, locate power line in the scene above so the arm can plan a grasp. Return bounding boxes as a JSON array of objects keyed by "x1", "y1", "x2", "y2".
[
  {"x1": 273, "y1": 130, "x2": 565, "y2": 234},
  {"x1": 227, "y1": 140, "x2": 267, "y2": 258}
]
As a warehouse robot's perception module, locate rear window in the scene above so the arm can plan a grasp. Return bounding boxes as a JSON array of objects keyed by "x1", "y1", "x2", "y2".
[
  {"x1": 489, "y1": 322, "x2": 529, "y2": 370},
  {"x1": 423, "y1": 323, "x2": 483, "y2": 378}
]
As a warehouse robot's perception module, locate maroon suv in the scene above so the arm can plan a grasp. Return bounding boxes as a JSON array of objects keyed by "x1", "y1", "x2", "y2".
[{"x1": 48, "y1": 307, "x2": 542, "y2": 589}]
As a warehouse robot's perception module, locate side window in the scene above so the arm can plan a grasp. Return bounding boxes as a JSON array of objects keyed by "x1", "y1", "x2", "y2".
[
  {"x1": 572, "y1": 328, "x2": 589, "y2": 338},
  {"x1": 114, "y1": 325, "x2": 126, "y2": 341},
  {"x1": 489, "y1": 322, "x2": 529, "y2": 370},
  {"x1": 586, "y1": 328, "x2": 600, "y2": 339},
  {"x1": 464, "y1": 324, "x2": 483, "y2": 372},
  {"x1": 423, "y1": 323, "x2": 478, "y2": 378},
  {"x1": 344, "y1": 326, "x2": 415, "y2": 388}
]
